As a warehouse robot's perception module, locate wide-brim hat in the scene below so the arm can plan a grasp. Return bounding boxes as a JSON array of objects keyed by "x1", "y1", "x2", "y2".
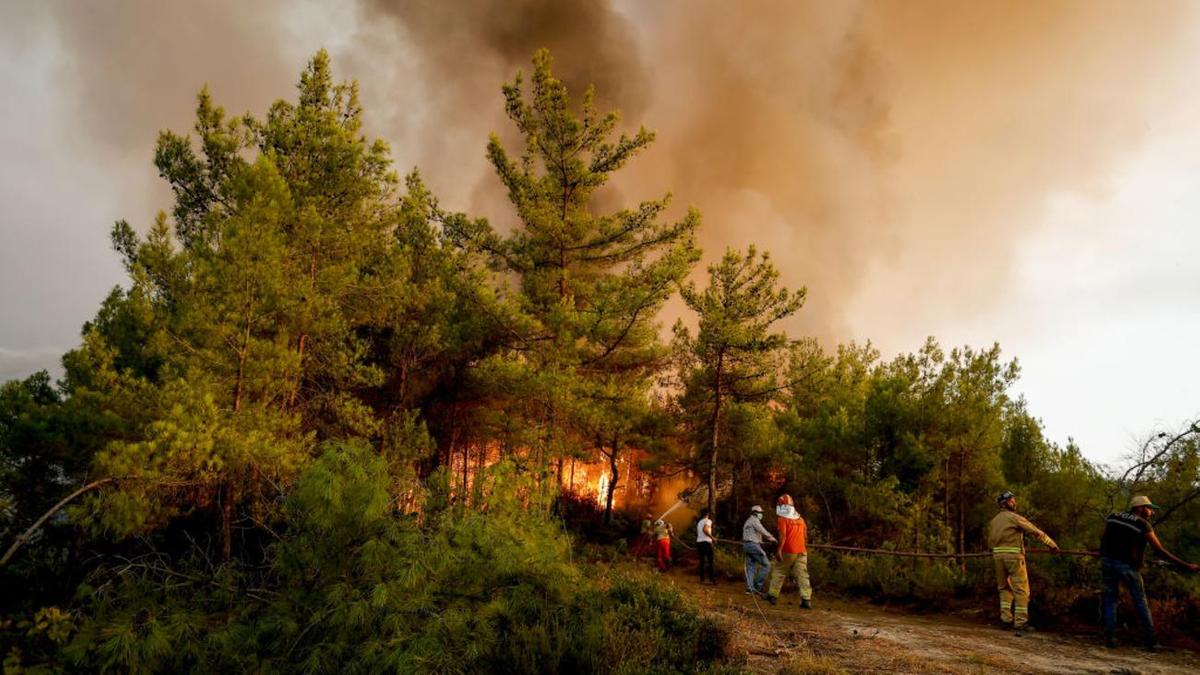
[{"x1": 1129, "y1": 495, "x2": 1161, "y2": 510}]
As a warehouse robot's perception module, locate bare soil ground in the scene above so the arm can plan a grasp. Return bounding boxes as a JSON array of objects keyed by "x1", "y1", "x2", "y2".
[{"x1": 661, "y1": 567, "x2": 1200, "y2": 674}]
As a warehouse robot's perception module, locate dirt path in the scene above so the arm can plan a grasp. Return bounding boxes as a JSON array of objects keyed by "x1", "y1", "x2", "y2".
[{"x1": 661, "y1": 568, "x2": 1200, "y2": 674}]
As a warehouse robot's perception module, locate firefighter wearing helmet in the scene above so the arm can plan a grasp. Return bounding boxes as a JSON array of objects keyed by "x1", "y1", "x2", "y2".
[
  {"x1": 766, "y1": 494, "x2": 812, "y2": 608},
  {"x1": 987, "y1": 490, "x2": 1059, "y2": 635}
]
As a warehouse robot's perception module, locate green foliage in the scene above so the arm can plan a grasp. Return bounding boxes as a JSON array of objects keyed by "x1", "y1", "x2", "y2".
[
  {"x1": 17, "y1": 49, "x2": 494, "y2": 561},
  {"x1": 41, "y1": 443, "x2": 729, "y2": 674},
  {"x1": 4, "y1": 44, "x2": 1200, "y2": 671},
  {"x1": 674, "y1": 246, "x2": 805, "y2": 515},
  {"x1": 808, "y1": 553, "x2": 968, "y2": 601},
  {"x1": 772, "y1": 338, "x2": 1026, "y2": 556},
  {"x1": 0, "y1": 372, "x2": 66, "y2": 536},
  {"x1": 449, "y1": 48, "x2": 700, "y2": 508}
]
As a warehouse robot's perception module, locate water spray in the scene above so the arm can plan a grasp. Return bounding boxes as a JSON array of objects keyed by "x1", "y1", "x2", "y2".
[{"x1": 655, "y1": 480, "x2": 732, "y2": 522}]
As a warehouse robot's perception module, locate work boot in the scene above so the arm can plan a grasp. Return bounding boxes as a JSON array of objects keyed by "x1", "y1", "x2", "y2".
[
  {"x1": 800, "y1": 599, "x2": 812, "y2": 610},
  {"x1": 1103, "y1": 635, "x2": 1118, "y2": 649},
  {"x1": 766, "y1": 595, "x2": 778, "y2": 606},
  {"x1": 1142, "y1": 641, "x2": 1163, "y2": 653},
  {"x1": 1013, "y1": 626, "x2": 1034, "y2": 637}
]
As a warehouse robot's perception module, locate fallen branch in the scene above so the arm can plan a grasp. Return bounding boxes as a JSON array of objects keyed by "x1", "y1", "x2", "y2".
[{"x1": 1, "y1": 477, "x2": 114, "y2": 566}]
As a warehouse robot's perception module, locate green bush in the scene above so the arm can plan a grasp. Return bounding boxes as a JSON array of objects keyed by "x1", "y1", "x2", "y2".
[
  {"x1": 20, "y1": 443, "x2": 732, "y2": 674},
  {"x1": 808, "y1": 553, "x2": 967, "y2": 602}
]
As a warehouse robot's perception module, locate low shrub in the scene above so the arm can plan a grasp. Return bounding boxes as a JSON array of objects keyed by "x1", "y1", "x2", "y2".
[{"x1": 9, "y1": 443, "x2": 734, "y2": 674}]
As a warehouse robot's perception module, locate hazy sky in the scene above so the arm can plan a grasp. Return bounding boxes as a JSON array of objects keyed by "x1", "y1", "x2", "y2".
[{"x1": 1, "y1": 1, "x2": 1198, "y2": 467}]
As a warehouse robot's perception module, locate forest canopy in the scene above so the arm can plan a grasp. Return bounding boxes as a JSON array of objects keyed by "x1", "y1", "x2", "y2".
[{"x1": 1, "y1": 49, "x2": 1198, "y2": 672}]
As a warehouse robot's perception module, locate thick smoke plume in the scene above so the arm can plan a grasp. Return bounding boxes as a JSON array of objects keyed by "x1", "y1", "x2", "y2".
[{"x1": 31, "y1": 0, "x2": 1198, "y2": 345}]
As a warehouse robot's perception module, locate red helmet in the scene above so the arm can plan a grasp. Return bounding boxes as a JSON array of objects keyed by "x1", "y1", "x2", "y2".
[{"x1": 777, "y1": 494, "x2": 794, "y2": 507}]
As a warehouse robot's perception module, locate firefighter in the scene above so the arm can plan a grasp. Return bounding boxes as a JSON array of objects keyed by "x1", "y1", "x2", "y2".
[
  {"x1": 1100, "y1": 495, "x2": 1200, "y2": 649},
  {"x1": 987, "y1": 490, "x2": 1059, "y2": 635},
  {"x1": 632, "y1": 510, "x2": 654, "y2": 558},
  {"x1": 765, "y1": 494, "x2": 811, "y2": 608},
  {"x1": 653, "y1": 518, "x2": 674, "y2": 572}
]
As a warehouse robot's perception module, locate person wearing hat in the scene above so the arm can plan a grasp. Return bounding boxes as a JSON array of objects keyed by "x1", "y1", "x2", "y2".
[
  {"x1": 742, "y1": 504, "x2": 776, "y2": 595},
  {"x1": 987, "y1": 490, "x2": 1059, "y2": 635},
  {"x1": 765, "y1": 494, "x2": 811, "y2": 608},
  {"x1": 1099, "y1": 495, "x2": 1200, "y2": 649}
]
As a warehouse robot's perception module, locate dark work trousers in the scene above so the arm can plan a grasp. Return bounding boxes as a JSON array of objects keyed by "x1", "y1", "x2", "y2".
[
  {"x1": 1102, "y1": 557, "x2": 1156, "y2": 645},
  {"x1": 697, "y1": 541, "x2": 716, "y2": 582}
]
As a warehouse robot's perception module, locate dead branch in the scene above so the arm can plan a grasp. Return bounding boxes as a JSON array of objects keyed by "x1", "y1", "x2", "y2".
[{"x1": 1, "y1": 477, "x2": 114, "y2": 566}]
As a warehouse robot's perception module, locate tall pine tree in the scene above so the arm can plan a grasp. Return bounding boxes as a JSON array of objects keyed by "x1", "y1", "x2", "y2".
[{"x1": 453, "y1": 50, "x2": 700, "y2": 496}]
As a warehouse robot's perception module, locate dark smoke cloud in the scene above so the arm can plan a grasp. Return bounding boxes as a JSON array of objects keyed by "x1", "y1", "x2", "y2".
[
  {"x1": 29, "y1": 0, "x2": 1199, "y2": 347},
  {"x1": 367, "y1": 0, "x2": 648, "y2": 115},
  {"x1": 353, "y1": 0, "x2": 649, "y2": 224}
]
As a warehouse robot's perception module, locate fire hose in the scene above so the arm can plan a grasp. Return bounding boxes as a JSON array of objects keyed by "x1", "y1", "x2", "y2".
[
  {"x1": 692, "y1": 538, "x2": 1190, "y2": 571},
  {"x1": 709, "y1": 537, "x2": 1097, "y2": 558}
]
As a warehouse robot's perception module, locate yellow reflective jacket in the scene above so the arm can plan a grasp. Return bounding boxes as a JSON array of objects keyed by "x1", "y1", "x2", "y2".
[{"x1": 987, "y1": 510, "x2": 1056, "y2": 555}]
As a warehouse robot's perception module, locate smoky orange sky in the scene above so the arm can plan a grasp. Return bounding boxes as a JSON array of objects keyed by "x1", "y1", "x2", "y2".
[{"x1": 2, "y1": 1, "x2": 1198, "y2": 464}]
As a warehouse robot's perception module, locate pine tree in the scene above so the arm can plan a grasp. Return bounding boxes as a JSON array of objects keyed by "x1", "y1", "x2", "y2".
[
  {"x1": 453, "y1": 49, "x2": 699, "y2": 493},
  {"x1": 674, "y1": 247, "x2": 804, "y2": 515},
  {"x1": 71, "y1": 51, "x2": 450, "y2": 559}
]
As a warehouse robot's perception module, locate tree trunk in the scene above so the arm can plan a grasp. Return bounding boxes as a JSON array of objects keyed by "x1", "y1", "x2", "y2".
[
  {"x1": 475, "y1": 440, "x2": 487, "y2": 505},
  {"x1": 233, "y1": 317, "x2": 251, "y2": 413},
  {"x1": 605, "y1": 443, "x2": 620, "y2": 525},
  {"x1": 286, "y1": 333, "x2": 307, "y2": 408},
  {"x1": 221, "y1": 481, "x2": 234, "y2": 562},
  {"x1": 443, "y1": 400, "x2": 461, "y2": 469},
  {"x1": 943, "y1": 455, "x2": 951, "y2": 549},
  {"x1": 461, "y1": 441, "x2": 470, "y2": 501},
  {"x1": 956, "y1": 451, "x2": 966, "y2": 571},
  {"x1": 708, "y1": 354, "x2": 725, "y2": 516},
  {"x1": 731, "y1": 462, "x2": 739, "y2": 526},
  {"x1": 2, "y1": 478, "x2": 114, "y2": 566}
]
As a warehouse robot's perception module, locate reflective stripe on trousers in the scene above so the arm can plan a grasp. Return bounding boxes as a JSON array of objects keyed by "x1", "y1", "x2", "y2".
[{"x1": 993, "y1": 554, "x2": 1030, "y2": 628}]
